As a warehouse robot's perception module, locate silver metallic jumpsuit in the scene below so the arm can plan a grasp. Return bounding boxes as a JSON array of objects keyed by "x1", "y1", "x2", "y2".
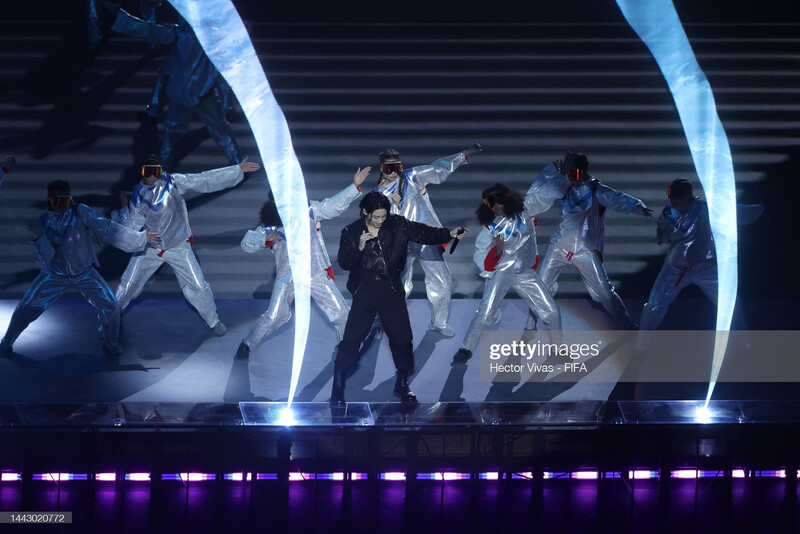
[
  {"x1": 375, "y1": 151, "x2": 469, "y2": 330},
  {"x1": 1, "y1": 205, "x2": 148, "y2": 351},
  {"x1": 636, "y1": 197, "x2": 717, "y2": 347},
  {"x1": 460, "y1": 207, "x2": 562, "y2": 353},
  {"x1": 528, "y1": 162, "x2": 649, "y2": 328},
  {"x1": 239, "y1": 184, "x2": 362, "y2": 349},
  {"x1": 109, "y1": 9, "x2": 240, "y2": 165},
  {"x1": 114, "y1": 165, "x2": 244, "y2": 327}
]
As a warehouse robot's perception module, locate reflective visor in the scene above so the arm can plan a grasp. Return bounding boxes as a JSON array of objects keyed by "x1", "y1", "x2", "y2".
[
  {"x1": 380, "y1": 161, "x2": 403, "y2": 176},
  {"x1": 566, "y1": 168, "x2": 585, "y2": 182},
  {"x1": 141, "y1": 165, "x2": 163, "y2": 178},
  {"x1": 50, "y1": 195, "x2": 73, "y2": 209},
  {"x1": 483, "y1": 192, "x2": 507, "y2": 207}
]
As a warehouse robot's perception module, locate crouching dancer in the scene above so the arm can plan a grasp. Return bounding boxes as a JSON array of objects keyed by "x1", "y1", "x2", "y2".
[
  {"x1": 331, "y1": 192, "x2": 466, "y2": 406},
  {"x1": 1, "y1": 181, "x2": 159, "y2": 356}
]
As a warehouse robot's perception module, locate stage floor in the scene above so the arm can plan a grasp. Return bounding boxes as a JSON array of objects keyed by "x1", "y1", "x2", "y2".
[
  {"x1": 0, "y1": 297, "x2": 795, "y2": 405},
  {"x1": 0, "y1": 298, "x2": 635, "y2": 405}
]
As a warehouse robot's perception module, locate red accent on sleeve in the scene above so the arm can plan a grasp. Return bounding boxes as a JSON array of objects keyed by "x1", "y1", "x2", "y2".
[
  {"x1": 356, "y1": 186, "x2": 362, "y2": 192},
  {"x1": 326, "y1": 266, "x2": 335, "y2": 280},
  {"x1": 440, "y1": 243, "x2": 447, "y2": 252},
  {"x1": 157, "y1": 250, "x2": 165, "y2": 257},
  {"x1": 675, "y1": 267, "x2": 689, "y2": 287},
  {"x1": 264, "y1": 240, "x2": 275, "y2": 249},
  {"x1": 0, "y1": 165, "x2": 8, "y2": 174},
  {"x1": 533, "y1": 254, "x2": 539, "y2": 271},
  {"x1": 532, "y1": 217, "x2": 538, "y2": 227},
  {"x1": 188, "y1": 236, "x2": 195, "y2": 247},
  {"x1": 484, "y1": 246, "x2": 500, "y2": 272}
]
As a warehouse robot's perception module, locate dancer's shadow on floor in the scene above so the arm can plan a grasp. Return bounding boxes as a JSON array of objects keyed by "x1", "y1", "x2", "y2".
[
  {"x1": 294, "y1": 322, "x2": 384, "y2": 403},
  {"x1": 437, "y1": 336, "x2": 629, "y2": 403},
  {"x1": 222, "y1": 356, "x2": 274, "y2": 403},
  {"x1": 4, "y1": 351, "x2": 153, "y2": 375},
  {"x1": 497, "y1": 338, "x2": 627, "y2": 402},
  {"x1": 293, "y1": 345, "x2": 339, "y2": 403},
  {"x1": 352, "y1": 330, "x2": 446, "y2": 402},
  {"x1": 2, "y1": 322, "x2": 215, "y2": 403},
  {"x1": 439, "y1": 362, "x2": 469, "y2": 402}
]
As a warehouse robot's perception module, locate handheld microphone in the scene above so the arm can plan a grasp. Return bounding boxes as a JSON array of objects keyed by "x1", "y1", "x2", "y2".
[{"x1": 449, "y1": 227, "x2": 466, "y2": 254}]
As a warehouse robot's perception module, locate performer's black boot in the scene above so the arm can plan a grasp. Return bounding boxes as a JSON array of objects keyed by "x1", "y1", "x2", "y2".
[
  {"x1": 235, "y1": 341, "x2": 250, "y2": 360},
  {"x1": 330, "y1": 370, "x2": 346, "y2": 408},
  {"x1": 452, "y1": 348, "x2": 472, "y2": 364},
  {"x1": 393, "y1": 370, "x2": 419, "y2": 405}
]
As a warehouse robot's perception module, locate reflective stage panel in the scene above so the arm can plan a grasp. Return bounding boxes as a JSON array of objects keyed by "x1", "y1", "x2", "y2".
[
  {"x1": 239, "y1": 402, "x2": 374, "y2": 426},
  {"x1": 3, "y1": 400, "x2": 800, "y2": 428},
  {"x1": 616, "y1": 400, "x2": 800, "y2": 425}
]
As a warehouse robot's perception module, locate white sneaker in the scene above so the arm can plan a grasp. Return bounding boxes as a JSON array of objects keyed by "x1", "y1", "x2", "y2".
[{"x1": 428, "y1": 323, "x2": 456, "y2": 338}]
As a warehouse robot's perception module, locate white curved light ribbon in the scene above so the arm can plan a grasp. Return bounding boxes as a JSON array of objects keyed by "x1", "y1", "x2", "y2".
[
  {"x1": 616, "y1": 0, "x2": 738, "y2": 405},
  {"x1": 168, "y1": 0, "x2": 311, "y2": 406}
]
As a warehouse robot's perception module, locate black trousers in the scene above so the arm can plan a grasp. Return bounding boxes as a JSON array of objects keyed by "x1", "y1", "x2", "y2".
[{"x1": 335, "y1": 276, "x2": 414, "y2": 373}]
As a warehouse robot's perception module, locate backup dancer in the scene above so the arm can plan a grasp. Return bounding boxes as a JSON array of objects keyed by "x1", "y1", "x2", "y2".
[
  {"x1": 114, "y1": 155, "x2": 260, "y2": 334},
  {"x1": 527, "y1": 152, "x2": 652, "y2": 329},
  {"x1": 104, "y1": 4, "x2": 241, "y2": 167},
  {"x1": 452, "y1": 184, "x2": 562, "y2": 363},
  {"x1": 375, "y1": 145, "x2": 482, "y2": 337},
  {"x1": 235, "y1": 167, "x2": 369, "y2": 360},
  {"x1": 1, "y1": 181, "x2": 158, "y2": 356},
  {"x1": 636, "y1": 179, "x2": 718, "y2": 347}
]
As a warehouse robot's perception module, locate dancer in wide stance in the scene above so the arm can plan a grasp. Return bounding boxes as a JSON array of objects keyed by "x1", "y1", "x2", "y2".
[
  {"x1": 114, "y1": 154, "x2": 260, "y2": 334},
  {"x1": 1, "y1": 180, "x2": 158, "y2": 355}
]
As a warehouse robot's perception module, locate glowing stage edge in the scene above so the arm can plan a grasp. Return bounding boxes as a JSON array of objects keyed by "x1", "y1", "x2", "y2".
[
  {"x1": 616, "y1": 0, "x2": 738, "y2": 405},
  {"x1": 168, "y1": 0, "x2": 311, "y2": 406}
]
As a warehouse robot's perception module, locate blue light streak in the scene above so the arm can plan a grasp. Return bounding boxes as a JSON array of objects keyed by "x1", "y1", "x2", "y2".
[
  {"x1": 616, "y1": 0, "x2": 738, "y2": 405},
  {"x1": 168, "y1": 0, "x2": 311, "y2": 406}
]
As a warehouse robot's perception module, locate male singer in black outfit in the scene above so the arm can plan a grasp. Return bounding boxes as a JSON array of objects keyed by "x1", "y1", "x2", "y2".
[{"x1": 331, "y1": 192, "x2": 465, "y2": 406}]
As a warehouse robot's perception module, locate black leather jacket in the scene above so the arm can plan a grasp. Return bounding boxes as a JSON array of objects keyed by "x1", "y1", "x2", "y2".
[{"x1": 339, "y1": 214, "x2": 452, "y2": 294}]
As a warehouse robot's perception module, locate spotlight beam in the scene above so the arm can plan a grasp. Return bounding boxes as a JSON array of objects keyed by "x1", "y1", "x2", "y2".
[
  {"x1": 168, "y1": 0, "x2": 311, "y2": 406},
  {"x1": 616, "y1": 0, "x2": 738, "y2": 405}
]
